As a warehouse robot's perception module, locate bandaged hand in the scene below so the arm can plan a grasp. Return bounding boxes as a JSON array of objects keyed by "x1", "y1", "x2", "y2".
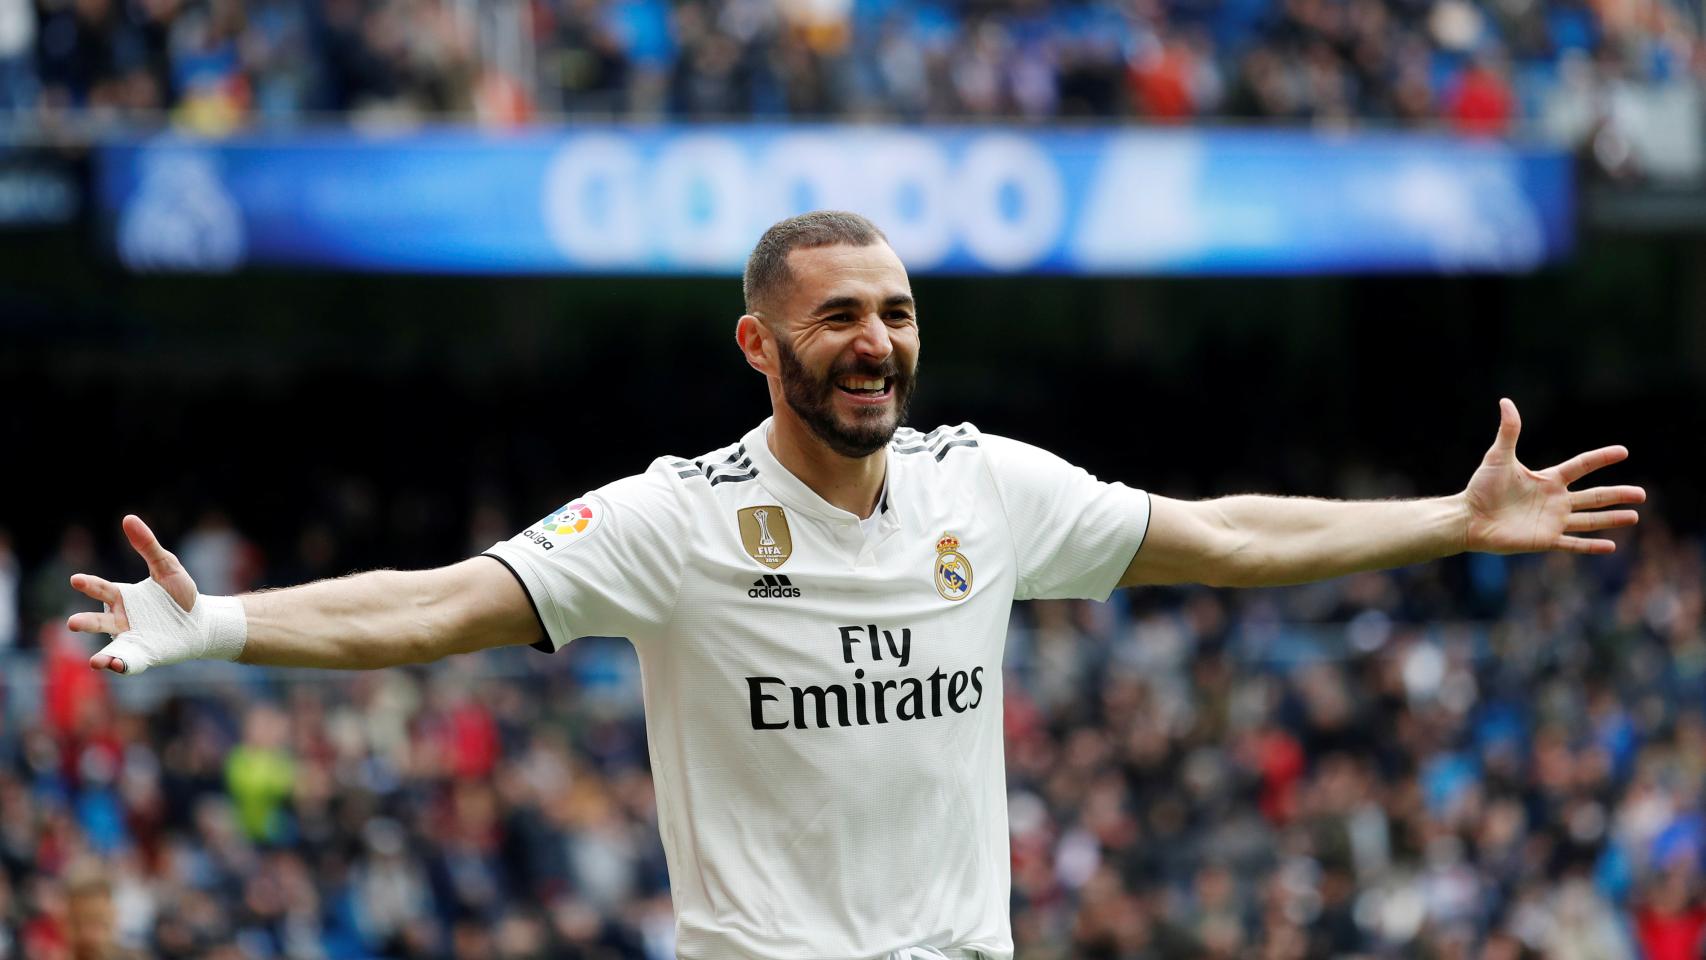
[{"x1": 67, "y1": 515, "x2": 248, "y2": 675}]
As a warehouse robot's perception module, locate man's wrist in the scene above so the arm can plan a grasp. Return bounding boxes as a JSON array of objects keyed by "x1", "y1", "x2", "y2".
[
  {"x1": 1444, "y1": 491, "x2": 1473, "y2": 555},
  {"x1": 198, "y1": 594, "x2": 248, "y2": 662}
]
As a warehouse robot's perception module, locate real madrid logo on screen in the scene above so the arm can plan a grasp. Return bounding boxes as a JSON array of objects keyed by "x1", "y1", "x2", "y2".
[
  {"x1": 524, "y1": 497, "x2": 604, "y2": 551},
  {"x1": 738, "y1": 505, "x2": 793, "y2": 569},
  {"x1": 934, "y1": 532, "x2": 973, "y2": 601}
]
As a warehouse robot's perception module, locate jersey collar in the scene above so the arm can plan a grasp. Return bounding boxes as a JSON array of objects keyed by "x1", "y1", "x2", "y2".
[{"x1": 744, "y1": 418, "x2": 893, "y2": 524}]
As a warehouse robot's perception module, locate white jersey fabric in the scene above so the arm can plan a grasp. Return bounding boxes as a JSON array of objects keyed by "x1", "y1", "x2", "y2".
[{"x1": 485, "y1": 419, "x2": 1151, "y2": 960}]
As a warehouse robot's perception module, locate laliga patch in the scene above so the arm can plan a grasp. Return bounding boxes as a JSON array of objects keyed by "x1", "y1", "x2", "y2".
[{"x1": 522, "y1": 497, "x2": 605, "y2": 551}]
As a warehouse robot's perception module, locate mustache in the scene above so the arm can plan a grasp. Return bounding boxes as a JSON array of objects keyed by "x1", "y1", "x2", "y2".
[{"x1": 824, "y1": 358, "x2": 905, "y2": 382}]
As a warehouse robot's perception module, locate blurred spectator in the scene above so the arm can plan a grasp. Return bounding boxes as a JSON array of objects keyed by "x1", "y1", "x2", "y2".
[
  {"x1": 1634, "y1": 866, "x2": 1706, "y2": 960},
  {"x1": 224, "y1": 703, "x2": 293, "y2": 844},
  {"x1": 0, "y1": 530, "x2": 17, "y2": 653},
  {"x1": 0, "y1": 0, "x2": 33, "y2": 111},
  {"x1": 542, "y1": 0, "x2": 629, "y2": 115},
  {"x1": 63, "y1": 857, "x2": 146, "y2": 960},
  {"x1": 25, "y1": 525, "x2": 96, "y2": 651},
  {"x1": 1446, "y1": 52, "x2": 1517, "y2": 135},
  {"x1": 179, "y1": 511, "x2": 260, "y2": 599}
]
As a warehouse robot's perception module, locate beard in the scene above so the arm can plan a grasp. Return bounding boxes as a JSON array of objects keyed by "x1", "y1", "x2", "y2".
[{"x1": 775, "y1": 338, "x2": 916, "y2": 459}]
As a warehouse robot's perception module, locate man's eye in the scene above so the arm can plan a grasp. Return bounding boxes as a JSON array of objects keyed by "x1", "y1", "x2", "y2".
[{"x1": 885, "y1": 312, "x2": 914, "y2": 323}]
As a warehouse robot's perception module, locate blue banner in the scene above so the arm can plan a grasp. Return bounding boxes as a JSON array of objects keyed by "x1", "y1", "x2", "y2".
[
  {"x1": 0, "y1": 147, "x2": 81, "y2": 229},
  {"x1": 95, "y1": 126, "x2": 1573, "y2": 275}
]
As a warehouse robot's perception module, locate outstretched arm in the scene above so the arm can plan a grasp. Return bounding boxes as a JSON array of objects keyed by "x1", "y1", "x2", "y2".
[
  {"x1": 67, "y1": 515, "x2": 541, "y2": 674},
  {"x1": 1120, "y1": 399, "x2": 1646, "y2": 589}
]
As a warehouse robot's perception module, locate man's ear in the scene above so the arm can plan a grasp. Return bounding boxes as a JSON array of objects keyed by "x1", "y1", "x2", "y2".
[{"x1": 736, "y1": 314, "x2": 774, "y2": 376}]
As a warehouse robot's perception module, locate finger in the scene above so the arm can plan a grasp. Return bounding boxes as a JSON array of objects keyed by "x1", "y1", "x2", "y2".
[
  {"x1": 1553, "y1": 535, "x2": 1617, "y2": 555},
  {"x1": 1494, "y1": 398, "x2": 1521, "y2": 453},
  {"x1": 1551, "y1": 446, "x2": 1630, "y2": 485},
  {"x1": 88, "y1": 653, "x2": 128, "y2": 674},
  {"x1": 68, "y1": 573, "x2": 123, "y2": 605},
  {"x1": 67, "y1": 611, "x2": 123, "y2": 635},
  {"x1": 1568, "y1": 485, "x2": 1647, "y2": 510},
  {"x1": 122, "y1": 514, "x2": 184, "y2": 581},
  {"x1": 95, "y1": 637, "x2": 147, "y2": 676},
  {"x1": 1565, "y1": 510, "x2": 1640, "y2": 533}
]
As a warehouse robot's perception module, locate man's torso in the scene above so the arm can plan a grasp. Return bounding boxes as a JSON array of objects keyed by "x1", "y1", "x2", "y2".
[{"x1": 637, "y1": 424, "x2": 1018, "y2": 959}]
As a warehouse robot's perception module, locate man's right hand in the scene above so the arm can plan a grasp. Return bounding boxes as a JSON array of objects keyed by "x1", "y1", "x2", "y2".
[{"x1": 67, "y1": 515, "x2": 225, "y2": 675}]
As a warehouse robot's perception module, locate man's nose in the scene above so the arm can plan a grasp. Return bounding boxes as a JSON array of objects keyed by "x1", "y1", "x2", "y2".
[{"x1": 851, "y1": 313, "x2": 893, "y2": 361}]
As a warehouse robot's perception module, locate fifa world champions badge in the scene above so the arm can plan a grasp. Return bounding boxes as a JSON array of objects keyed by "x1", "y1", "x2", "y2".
[
  {"x1": 934, "y1": 532, "x2": 972, "y2": 601},
  {"x1": 738, "y1": 505, "x2": 794, "y2": 569}
]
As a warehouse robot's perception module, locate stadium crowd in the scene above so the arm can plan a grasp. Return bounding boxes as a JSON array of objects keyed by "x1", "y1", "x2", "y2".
[
  {"x1": 0, "y1": 0, "x2": 1698, "y2": 134},
  {"x1": 0, "y1": 493, "x2": 1702, "y2": 958}
]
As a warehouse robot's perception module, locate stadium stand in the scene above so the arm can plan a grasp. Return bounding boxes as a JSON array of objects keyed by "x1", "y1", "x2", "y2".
[
  {"x1": 0, "y1": 494, "x2": 1694, "y2": 958},
  {"x1": 0, "y1": 0, "x2": 1697, "y2": 134}
]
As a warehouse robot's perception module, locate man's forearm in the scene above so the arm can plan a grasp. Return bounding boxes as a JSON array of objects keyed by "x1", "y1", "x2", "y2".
[
  {"x1": 1206, "y1": 493, "x2": 1470, "y2": 588},
  {"x1": 237, "y1": 561, "x2": 496, "y2": 669}
]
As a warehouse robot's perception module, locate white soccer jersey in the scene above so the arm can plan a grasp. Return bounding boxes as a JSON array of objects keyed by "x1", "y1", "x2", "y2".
[{"x1": 485, "y1": 419, "x2": 1151, "y2": 960}]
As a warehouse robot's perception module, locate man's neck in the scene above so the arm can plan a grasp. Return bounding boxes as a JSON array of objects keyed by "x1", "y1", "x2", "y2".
[{"x1": 767, "y1": 409, "x2": 888, "y2": 519}]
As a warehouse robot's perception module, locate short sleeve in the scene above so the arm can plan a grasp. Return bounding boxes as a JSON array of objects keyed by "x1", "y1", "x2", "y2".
[
  {"x1": 483, "y1": 460, "x2": 688, "y2": 652},
  {"x1": 980, "y1": 434, "x2": 1151, "y2": 602}
]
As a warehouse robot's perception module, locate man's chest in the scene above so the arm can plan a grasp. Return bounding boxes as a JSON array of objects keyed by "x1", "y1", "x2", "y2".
[{"x1": 657, "y1": 494, "x2": 1015, "y2": 700}]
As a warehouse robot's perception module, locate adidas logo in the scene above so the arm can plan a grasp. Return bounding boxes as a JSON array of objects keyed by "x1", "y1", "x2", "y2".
[{"x1": 749, "y1": 574, "x2": 802, "y2": 599}]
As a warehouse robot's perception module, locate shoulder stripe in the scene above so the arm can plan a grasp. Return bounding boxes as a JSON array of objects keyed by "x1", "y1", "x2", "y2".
[
  {"x1": 676, "y1": 444, "x2": 756, "y2": 486},
  {"x1": 695, "y1": 445, "x2": 749, "y2": 477},
  {"x1": 894, "y1": 425, "x2": 974, "y2": 456},
  {"x1": 703, "y1": 459, "x2": 753, "y2": 479},
  {"x1": 933, "y1": 438, "x2": 979, "y2": 461},
  {"x1": 893, "y1": 425, "x2": 949, "y2": 444}
]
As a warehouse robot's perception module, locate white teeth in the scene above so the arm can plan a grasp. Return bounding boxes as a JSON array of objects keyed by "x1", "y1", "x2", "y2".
[{"x1": 840, "y1": 377, "x2": 886, "y2": 391}]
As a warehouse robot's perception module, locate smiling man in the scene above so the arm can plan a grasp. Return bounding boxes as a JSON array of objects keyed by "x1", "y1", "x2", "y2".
[{"x1": 67, "y1": 211, "x2": 1645, "y2": 960}]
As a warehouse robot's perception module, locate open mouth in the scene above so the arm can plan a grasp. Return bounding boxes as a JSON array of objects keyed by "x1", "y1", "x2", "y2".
[{"x1": 834, "y1": 375, "x2": 894, "y2": 400}]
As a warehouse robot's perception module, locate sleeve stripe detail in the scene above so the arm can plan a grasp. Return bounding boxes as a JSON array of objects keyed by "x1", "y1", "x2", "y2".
[
  {"x1": 673, "y1": 444, "x2": 759, "y2": 486},
  {"x1": 686, "y1": 445, "x2": 754, "y2": 483},
  {"x1": 893, "y1": 425, "x2": 974, "y2": 456},
  {"x1": 1135, "y1": 490, "x2": 1153, "y2": 555},
  {"x1": 932, "y1": 438, "x2": 979, "y2": 461},
  {"x1": 708, "y1": 469, "x2": 759, "y2": 486},
  {"x1": 480, "y1": 552, "x2": 555, "y2": 654},
  {"x1": 902, "y1": 425, "x2": 949, "y2": 444},
  {"x1": 694, "y1": 445, "x2": 747, "y2": 471}
]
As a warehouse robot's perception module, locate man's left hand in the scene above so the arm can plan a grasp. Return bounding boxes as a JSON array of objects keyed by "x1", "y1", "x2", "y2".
[{"x1": 1463, "y1": 398, "x2": 1645, "y2": 555}]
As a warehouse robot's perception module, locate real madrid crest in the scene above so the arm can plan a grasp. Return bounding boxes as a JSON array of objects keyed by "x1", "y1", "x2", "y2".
[
  {"x1": 738, "y1": 505, "x2": 793, "y2": 569},
  {"x1": 934, "y1": 532, "x2": 972, "y2": 601}
]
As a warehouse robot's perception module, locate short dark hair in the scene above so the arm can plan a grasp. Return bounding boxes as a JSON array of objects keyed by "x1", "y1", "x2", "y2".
[{"x1": 743, "y1": 211, "x2": 888, "y2": 316}]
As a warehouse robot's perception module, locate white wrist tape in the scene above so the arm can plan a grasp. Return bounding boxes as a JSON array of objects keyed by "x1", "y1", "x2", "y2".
[{"x1": 97, "y1": 579, "x2": 248, "y2": 676}]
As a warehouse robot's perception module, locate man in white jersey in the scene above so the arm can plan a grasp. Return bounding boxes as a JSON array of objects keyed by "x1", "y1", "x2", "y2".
[{"x1": 66, "y1": 211, "x2": 1645, "y2": 960}]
